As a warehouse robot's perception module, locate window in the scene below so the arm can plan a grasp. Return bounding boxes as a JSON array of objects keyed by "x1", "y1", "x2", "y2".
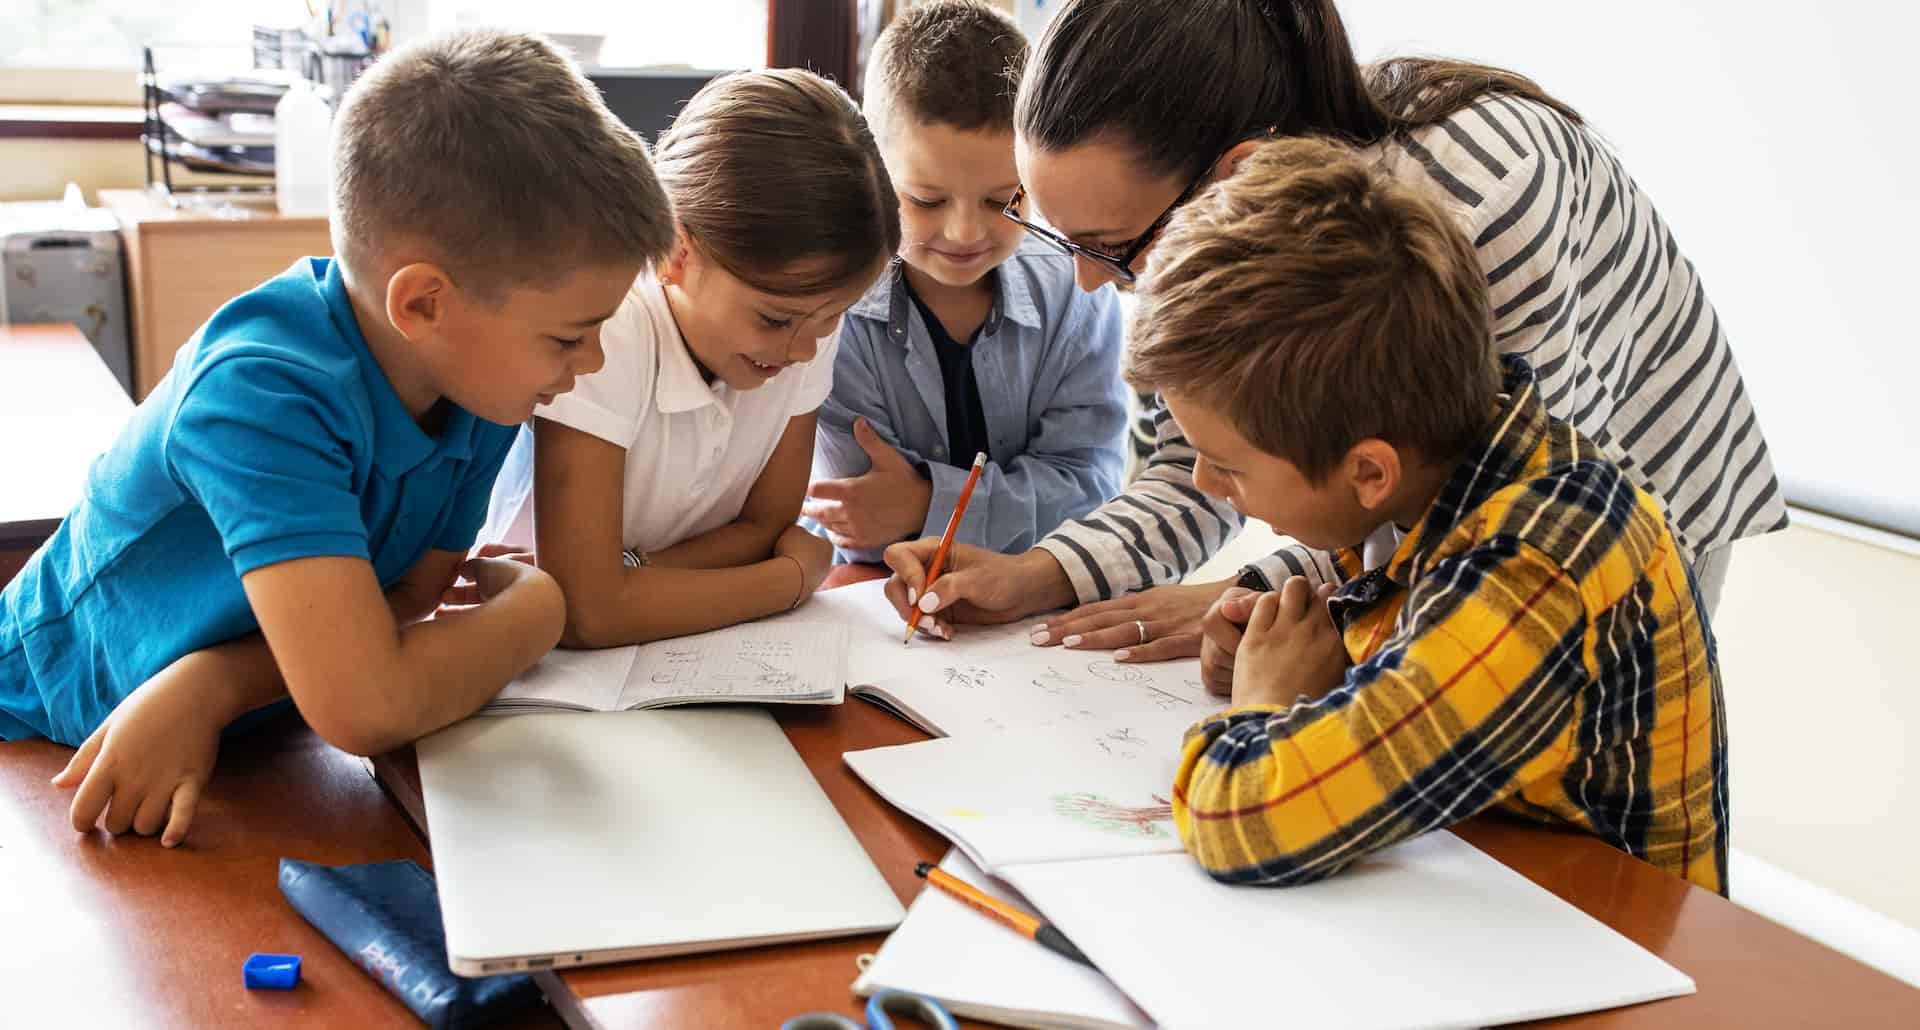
[
  {"x1": 1339, "y1": 0, "x2": 1918, "y2": 536},
  {"x1": 0, "y1": 0, "x2": 266, "y2": 69},
  {"x1": 1, "y1": 1, "x2": 768, "y2": 104},
  {"x1": 433, "y1": 1, "x2": 767, "y2": 70}
]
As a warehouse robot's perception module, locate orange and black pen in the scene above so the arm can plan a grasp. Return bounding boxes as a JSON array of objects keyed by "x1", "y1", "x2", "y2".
[
  {"x1": 914, "y1": 861, "x2": 1095, "y2": 967},
  {"x1": 903, "y1": 452, "x2": 987, "y2": 644}
]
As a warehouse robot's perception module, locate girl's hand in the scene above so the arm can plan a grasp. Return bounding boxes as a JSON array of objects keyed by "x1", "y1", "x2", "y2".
[{"x1": 775, "y1": 524, "x2": 834, "y2": 605}]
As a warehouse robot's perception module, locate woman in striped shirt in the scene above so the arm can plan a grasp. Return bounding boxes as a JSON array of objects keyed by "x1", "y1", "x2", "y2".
[{"x1": 885, "y1": 0, "x2": 1786, "y2": 660}]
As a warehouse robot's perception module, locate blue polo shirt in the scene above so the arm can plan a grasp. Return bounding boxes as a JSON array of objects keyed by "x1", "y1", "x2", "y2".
[{"x1": 0, "y1": 257, "x2": 517, "y2": 745}]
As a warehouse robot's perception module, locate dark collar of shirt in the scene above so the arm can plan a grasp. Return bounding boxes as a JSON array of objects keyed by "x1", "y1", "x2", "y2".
[
  {"x1": 902, "y1": 274, "x2": 993, "y2": 470},
  {"x1": 1329, "y1": 354, "x2": 1546, "y2": 618}
]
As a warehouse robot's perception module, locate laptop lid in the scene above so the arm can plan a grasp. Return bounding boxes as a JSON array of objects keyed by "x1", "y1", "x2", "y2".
[{"x1": 419, "y1": 707, "x2": 904, "y2": 975}]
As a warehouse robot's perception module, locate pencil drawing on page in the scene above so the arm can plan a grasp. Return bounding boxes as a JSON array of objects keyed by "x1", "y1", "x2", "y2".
[
  {"x1": 943, "y1": 665, "x2": 993, "y2": 690},
  {"x1": 651, "y1": 654, "x2": 795, "y2": 687},
  {"x1": 640, "y1": 636, "x2": 818, "y2": 695},
  {"x1": 1093, "y1": 726, "x2": 1147, "y2": 759},
  {"x1": 1143, "y1": 685, "x2": 1198, "y2": 711},
  {"x1": 1031, "y1": 667, "x2": 1079, "y2": 695},
  {"x1": 1087, "y1": 661, "x2": 1148, "y2": 684}
]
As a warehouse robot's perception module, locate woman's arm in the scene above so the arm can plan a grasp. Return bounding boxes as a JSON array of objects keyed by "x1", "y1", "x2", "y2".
[
  {"x1": 531, "y1": 414, "x2": 830, "y2": 647},
  {"x1": 1034, "y1": 399, "x2": 1246, "y2": 604}
]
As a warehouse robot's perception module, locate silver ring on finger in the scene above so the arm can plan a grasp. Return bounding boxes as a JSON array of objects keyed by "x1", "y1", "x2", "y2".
[{"x1": 1135, "y1": 619, "x2": 1149, "y2": 645}]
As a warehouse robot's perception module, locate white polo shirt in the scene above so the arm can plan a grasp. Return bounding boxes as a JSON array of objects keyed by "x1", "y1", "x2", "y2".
[{"x1": 480, "y1": 272, "x2": 838, "y2": 554}]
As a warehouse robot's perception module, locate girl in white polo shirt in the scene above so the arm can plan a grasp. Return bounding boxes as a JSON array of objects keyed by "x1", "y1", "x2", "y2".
[{"x1": 479, "y1": 69, "x2": 900, "y2": 644}]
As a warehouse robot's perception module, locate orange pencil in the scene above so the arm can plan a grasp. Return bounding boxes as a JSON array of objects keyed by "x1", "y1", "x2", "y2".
[
  {"x1": 914, "y1": 861, "x2": 1094, "y2": 967},
  {"x1": 903, "y1": 451, "x2": 986, "y2": 644}
]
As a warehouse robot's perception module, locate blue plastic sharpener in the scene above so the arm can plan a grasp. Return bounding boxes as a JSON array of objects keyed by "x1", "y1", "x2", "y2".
[{"x1": 243, "y1": 952, "x2": 302, "y2": 990}]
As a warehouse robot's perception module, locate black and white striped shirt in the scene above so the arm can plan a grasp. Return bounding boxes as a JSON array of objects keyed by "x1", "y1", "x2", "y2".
[{"x1": 1038, "y1": 95, "x2": 1789, "y2": 600}]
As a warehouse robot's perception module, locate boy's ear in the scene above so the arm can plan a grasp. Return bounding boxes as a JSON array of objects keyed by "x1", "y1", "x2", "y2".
[
  {"x1": 385, "y1": 262, "x2": 455, "y2": 342},
  {"x1": 1345, "y1": 439, "x2": 1403, "y2": 514},
  {"x1": 1213, "y1": 137, "x2": 1271, "y2": 184}
]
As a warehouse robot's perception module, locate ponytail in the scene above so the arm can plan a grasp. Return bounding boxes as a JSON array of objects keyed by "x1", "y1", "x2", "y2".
[{"x1": 1367, "y1": 56, "x2": 1583, "y2": 129}]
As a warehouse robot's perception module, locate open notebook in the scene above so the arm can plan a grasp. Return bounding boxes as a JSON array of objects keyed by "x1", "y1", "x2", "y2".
[
  {"x1": 503, "y1": 577, "x2": 1208, "y2": 736},
  {"x1": 762, "y1": 577, "x2": 1214, "y2": 741},
  {"x1": 845, "y1": 729, "x2": 1697, "y2": 1029},
  {"x1": 483, "y1": 622, "x2": 849, "y2": 714},
  {"x1": 807, "y1": 578, "x2": 1697, "y2": 1028},
  {"x1": 853, "y1": 849, "x2": 1153, "y2": 1030}
]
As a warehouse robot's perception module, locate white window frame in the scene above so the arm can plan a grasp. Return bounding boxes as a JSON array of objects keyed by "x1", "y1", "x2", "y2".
[{"x1": 0, "y1": 0, "x2": 431, "y2": 106}]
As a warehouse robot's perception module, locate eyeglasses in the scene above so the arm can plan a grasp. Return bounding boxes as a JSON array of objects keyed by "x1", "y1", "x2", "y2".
[
  {"x1": 1001, "y1": 174, "x2": 1205, "y2": 285},
  {"x1": 1000, "y1": 129, "x2": 1274, "y2": 284}
]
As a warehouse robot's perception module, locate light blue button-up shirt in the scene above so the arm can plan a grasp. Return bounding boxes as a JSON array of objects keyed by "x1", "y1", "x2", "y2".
[{"x1": 810, "y1": 238, "x2": 1128, "y2": 563}]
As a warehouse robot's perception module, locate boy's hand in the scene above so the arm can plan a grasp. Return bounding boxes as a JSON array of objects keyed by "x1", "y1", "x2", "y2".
[
  {"x1": 52, "y1": 652, "x2": 228, "y2": 847},
  {"x1": 442, "y1": 547, "x2": 541, "y2": 607},
  {"x1": 1200, "y1": 586, "x2": 1262, "y2": 696},
  {"x1": 802, "y1": 418, "x2": 934, "y2": 552},
  {"x1": 1231, "y1": 577, "x2": 1347, "y2": 709}
]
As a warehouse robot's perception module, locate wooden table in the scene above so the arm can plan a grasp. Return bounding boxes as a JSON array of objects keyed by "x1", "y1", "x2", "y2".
[
  {"x1": 0, "y1": 323, "x2": 131, "y2": 568},
  {"x1": 368, "y1": 567, "x2": 1920, "y2": 1029},
  {"x1": 100, "y1": 188, "x2": 332, "y2": 399},
  {"x1": 0, "y1": 712, "x2": 559, "y2": 1029},
  {"x1": 370, "y1": 707, "x2": 1920, "y2": 1030},
  {"x1": 4, "y1": 565, "x2": 1916, "y2": 1027}
]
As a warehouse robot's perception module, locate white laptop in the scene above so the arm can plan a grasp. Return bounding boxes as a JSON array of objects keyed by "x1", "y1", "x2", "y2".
[{"x1": 418, "y1": 707, "x2": 905, "y2": 975}]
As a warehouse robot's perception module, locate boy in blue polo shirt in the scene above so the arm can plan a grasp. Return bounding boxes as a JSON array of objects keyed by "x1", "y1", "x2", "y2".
[
  {"x1": 0, "y1": 30, "x2": 672, "y2": 846},
  {"x1": 801, "y1": 0, "x2": 1128, "y2": 563}
]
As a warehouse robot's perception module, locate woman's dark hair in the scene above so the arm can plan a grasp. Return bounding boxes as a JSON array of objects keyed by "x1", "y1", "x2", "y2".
[{"x1": 1016, "y1": 0, "x2": 1582, "y2": 182}]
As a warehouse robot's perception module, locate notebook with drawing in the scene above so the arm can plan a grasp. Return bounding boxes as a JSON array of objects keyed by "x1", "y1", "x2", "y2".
[
  {"x1": 419, "y1": 707, "x2": 905, "y2": 975},
  {"x1": 482, "y1": 622, "x2": 849, "y2": 714},
  {"x1": 844, "y1": 730, "x2": 1697, "y2": 1029},
  {"x1": 807, "y1": 575, "x2": 1697, "y2": 1028},
  {"x1": 760, "y1": 577, "x2": 1212, "y2": 741}
]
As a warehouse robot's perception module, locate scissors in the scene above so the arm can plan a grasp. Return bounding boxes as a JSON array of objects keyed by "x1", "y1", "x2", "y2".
[{"x1": 778, "y1": 989, "x2": 958, "y2": 1030}]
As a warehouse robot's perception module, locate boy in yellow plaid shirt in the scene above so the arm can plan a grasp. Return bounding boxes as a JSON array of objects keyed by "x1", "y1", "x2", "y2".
[{"x1": 1129, "y1": 138, "x2": 1727, "y2": 893}]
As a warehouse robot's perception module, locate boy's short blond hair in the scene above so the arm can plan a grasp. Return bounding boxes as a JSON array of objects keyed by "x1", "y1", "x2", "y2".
[
  {"x1": 331, "y1": 30, "x2": 673, "y2": 300},
  {"x1": 864, "y1": 0, "x2": 1027, "y2": 138},
  {"x1": 1125, "y1": 136, "x2": 1501, "y2": 481}
]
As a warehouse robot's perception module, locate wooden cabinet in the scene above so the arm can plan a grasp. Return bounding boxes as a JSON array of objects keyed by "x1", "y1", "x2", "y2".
[{"x1": 101, "y1": 188, "x2": 332, "y2": 398}]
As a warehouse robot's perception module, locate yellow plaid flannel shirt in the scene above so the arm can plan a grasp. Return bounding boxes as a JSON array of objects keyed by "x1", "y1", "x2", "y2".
[{"x1": 1174, "y1": 357, "x2": 1728, "y2": 893}]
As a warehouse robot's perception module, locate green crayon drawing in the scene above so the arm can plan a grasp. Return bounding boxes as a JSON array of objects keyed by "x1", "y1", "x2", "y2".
[{"x1": 1052, "y1": 792, "x2": 1175, "y2": 838}]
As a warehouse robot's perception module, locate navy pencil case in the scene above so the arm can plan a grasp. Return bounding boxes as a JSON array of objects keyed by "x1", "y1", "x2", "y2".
[{"x1": 279, "y1": 858, "x2": 542, "y2": 1029}]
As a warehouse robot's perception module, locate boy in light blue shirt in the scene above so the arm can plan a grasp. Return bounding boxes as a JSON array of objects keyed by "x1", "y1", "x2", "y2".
[
  {"x1": 802, "y1": 0, "x2": 1127, "y2": 564},
  {"x1": 0, "y1": 31, "x2": 672, "y2": 846}
]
